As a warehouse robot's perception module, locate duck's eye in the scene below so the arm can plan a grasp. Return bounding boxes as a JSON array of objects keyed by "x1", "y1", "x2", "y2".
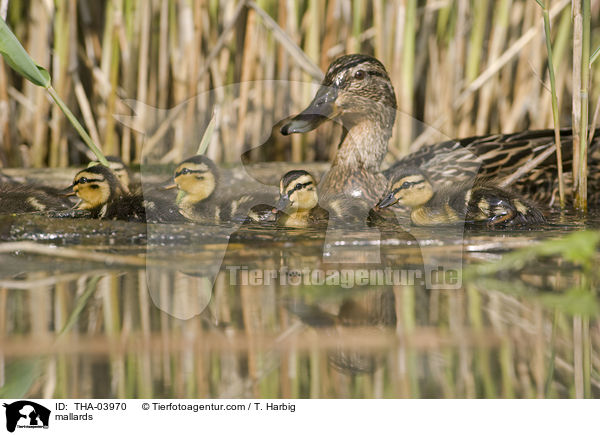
[
  {"x1": 181, "y1": 168, "x2": 191, "y2": 175},
  {"x1": 78, "y1": 177, "x2": 88, "y2": 184},
  {"x1": 353, "y1": 70, "x2": 365, "y2": 80},
  {"x1": 401, "y1": 182, "x2": 411, "y2": 189},
  {"x1": 295, "y1": 183, "x2": 302, "y2": 190}
]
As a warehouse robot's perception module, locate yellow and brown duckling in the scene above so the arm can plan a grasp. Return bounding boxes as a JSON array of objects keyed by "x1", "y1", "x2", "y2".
[
  {"x1": 281, "y1": 54, "x2": 396, "y2": 206},
  {"x1": 169, "y1": 155, "x2": 225, "y2": 222},
  {"x1": 68, "y1": 165, "x2": 183, "y2": 223},
  {"x1": 275, "y1": 170, "x2": 328, "y2": 228},
  {"x1": 376, "y1": 168, "x2": 546, "y2": 228},
  {"x1": 105, "y1": 155, "x2": 135, "y2": 193},
  {"x1": 170, "y1": 155, "x2": 276, "y2": 223}
]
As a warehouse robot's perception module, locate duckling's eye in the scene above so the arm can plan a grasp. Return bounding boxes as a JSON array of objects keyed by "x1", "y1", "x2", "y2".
[
  {"x1": 78, "y1": 177, "x2": 88, "y2": 184},
  {"x1": 401, "y1": 182, "x2": 411, "y2": 189},
  {"x1": 181, "y1": 168, "x2": 191, "y2": 175},
  {"x1": 353, "y1": 70, "x2": 365, "y2": 80},
  {"x1": 295, "y1": 183, "x2": 302, "y2": 190}
]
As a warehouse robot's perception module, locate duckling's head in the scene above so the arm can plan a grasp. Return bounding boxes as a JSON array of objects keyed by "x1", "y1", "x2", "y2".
[
  {"x1": 281, "y1": 54, "x2": 397, "y2": 134},
  {"x1": 71, "y1": 165, "x2": 121, "y2": 210},
  {"x1": 105, "y1": 156, "x2": 131, "y2": 192},
  {"x1": 173, "y1": 155, "x2": 218, "y2": 201},
  {"x1": 276, "y1": 170, "x2": 318, "y2": 214},
  {"x1": 377, "y1": 168, "x2": 433, "y2": 209}
]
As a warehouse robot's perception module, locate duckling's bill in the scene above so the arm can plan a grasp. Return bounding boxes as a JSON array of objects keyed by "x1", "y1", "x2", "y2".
[{"x1": 376, "y1": 192, "x2": 398, "y2": 209}]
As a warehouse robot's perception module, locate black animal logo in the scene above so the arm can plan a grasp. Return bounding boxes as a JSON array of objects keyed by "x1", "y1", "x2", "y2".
[{"x1": 3, "y1": 401, "x2": 50, "y2": 433}]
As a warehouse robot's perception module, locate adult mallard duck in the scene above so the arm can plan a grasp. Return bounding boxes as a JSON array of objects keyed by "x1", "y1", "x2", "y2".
[
  {"x1": 281, "y1": 54, "x2": 396, "y2": 205},
  {"x1": 281, "y1": 54, "x2": 599, "y2": 208},
  {"x1": 376, "y1": 167, "x2": 546, "y2": 228}
]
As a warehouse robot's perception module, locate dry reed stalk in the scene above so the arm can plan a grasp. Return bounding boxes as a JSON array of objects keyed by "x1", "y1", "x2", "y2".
[
  {"x1": 572, "y1": 0, "x2": 582, "y2": 203},
  {"x1": 398, "y1": 0, "x2": 416, "y2": 154},
  {"x1": 235, "y1": 8, "x2": 257, "y2": 161},
  {"x1": 49, "y1": 0, "x2": 71, "y2": 168},
  {"x1": 537, "y1": 0, "x2": 565, "y2": 207},
  {"x1": 475, "y1": 0, "x2": 510, "y2": 135},
  {"x1": 574, "y1": 0, "x2": 591, "y2": 211},
  {"x1": 373, "y1": 0, "x2": 384, "y2": 60},
  {"x1": 0, "y1": 50, "x2": 11, "y2": 164},
  {"x1": 458, "y1": 0, "x2": 488, "y2": 137},
  {"x1": 26, "y1": 2, "x2": 51, "y2": 167}
]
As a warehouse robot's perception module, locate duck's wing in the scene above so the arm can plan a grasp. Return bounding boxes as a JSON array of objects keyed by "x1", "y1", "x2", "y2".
[{"x1": 387, "y1": 128, "x2": 600, "y2": 205}]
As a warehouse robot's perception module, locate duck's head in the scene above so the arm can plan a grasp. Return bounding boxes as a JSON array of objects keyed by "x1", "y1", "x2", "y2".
[
  {"x1": 377, "y1": 168, "x2": 433, "y2": 209},
  {"x1": 281, "y1": 54, "x2": 397, "y2": 135},
  {"x1": 106, "y1": 156, "x2": 132, "y2": 192},
  {"x1": 172, "y1": 155, "x2": 218, "y2": 201},
  {"x1": 69, "y1": 165, "x2": 121, "y2": 210},
  {"x1": 276, "y1": 170, "x2": 318, "y2": 214}
]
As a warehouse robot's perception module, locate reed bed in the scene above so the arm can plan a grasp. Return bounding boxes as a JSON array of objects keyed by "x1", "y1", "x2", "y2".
[{"x1": 0, "y1": 0, "x2": 599, "y2": 169}]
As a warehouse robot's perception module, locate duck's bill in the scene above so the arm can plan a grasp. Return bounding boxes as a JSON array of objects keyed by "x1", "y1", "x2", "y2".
[
  {"x1": 280, "y1": 113, "x2": 329, "y2": 135},
  {"x1": 275, "y1": 195, "x2": 291, "y2": 212},
  {"x1": 60, "y1": 184, "x2": 76, "y2": 196},
  {"x1": 280, "y1": 86, "x2": 338, "y2": 135},
  {"x1": 376, "y1": 193, "x2": 398, "y2": 209},
  {"x1": 161, "y1": 182, "x2": 178, "y2": 190}
]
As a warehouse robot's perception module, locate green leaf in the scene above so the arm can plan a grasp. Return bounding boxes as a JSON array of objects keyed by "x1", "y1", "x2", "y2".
[
  {"x1": 0, "y1": 17, "x2": 50, "y2": 87},
  {"x1": 591, "y1": 45, "x2": 600, "y2": 66},
  {"x1": 196, "y1": 109, "x2": 218, "y2": 155},
  {"x1": 0, "y1": 359, "x2": 42, "y2": 398}
]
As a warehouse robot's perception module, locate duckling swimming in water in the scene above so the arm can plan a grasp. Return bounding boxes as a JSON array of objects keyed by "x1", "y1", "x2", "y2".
[
  {"x1": 105, "y1": 155, "x2": 135, "y2": 193},
  {"x1": 376, "y1": 168, "x2": 546, "y2": 228},
  {"x1": 69, "y1": 165, "x2": 182, "y2": 222},
  {"x1": 170, "y1": 155, "x2": 275, "y2": 223},
  {"x1": 275, "y1": 170, "x2": 328, "y2": 228}
]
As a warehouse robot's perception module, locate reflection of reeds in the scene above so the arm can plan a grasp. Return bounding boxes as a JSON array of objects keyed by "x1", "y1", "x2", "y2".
[
  {"x1": 5, "y1": 255, "x2": 598, "y2": 399},
  {"x1": 1, "y1": 1, "x2": 597, "y2": 174}
]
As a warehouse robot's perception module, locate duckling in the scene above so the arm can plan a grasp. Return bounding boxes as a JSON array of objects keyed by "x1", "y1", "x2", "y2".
[
  {"x1": 169, "y1": 155, "x2": 226, "y2": 222},
  {"x1": 280, "y1": 54, "x2": 396, "y2": 206},
  {"x1": 0, "y1": 183, "x2": 73, "y2": 214},
  {"x1": 275, "y1": 170, "x2": 328, "y2": 228},
  {"x1": 376, "y1": 168, "x2": 546, "y2": 228},
  {"x1": 68, "y1": 165, "x2": 183, "y2": 222},
  {"x1": 105, "y1": 155, "x2": 135, "y2": 193},
  {"x1": 170, "y1": 155, "x2": 275, "y2": 223}
]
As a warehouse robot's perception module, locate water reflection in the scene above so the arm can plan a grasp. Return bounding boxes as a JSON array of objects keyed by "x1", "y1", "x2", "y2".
[{"x1": 1, "y1": 217, "x2": 599, "y2": 398}]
